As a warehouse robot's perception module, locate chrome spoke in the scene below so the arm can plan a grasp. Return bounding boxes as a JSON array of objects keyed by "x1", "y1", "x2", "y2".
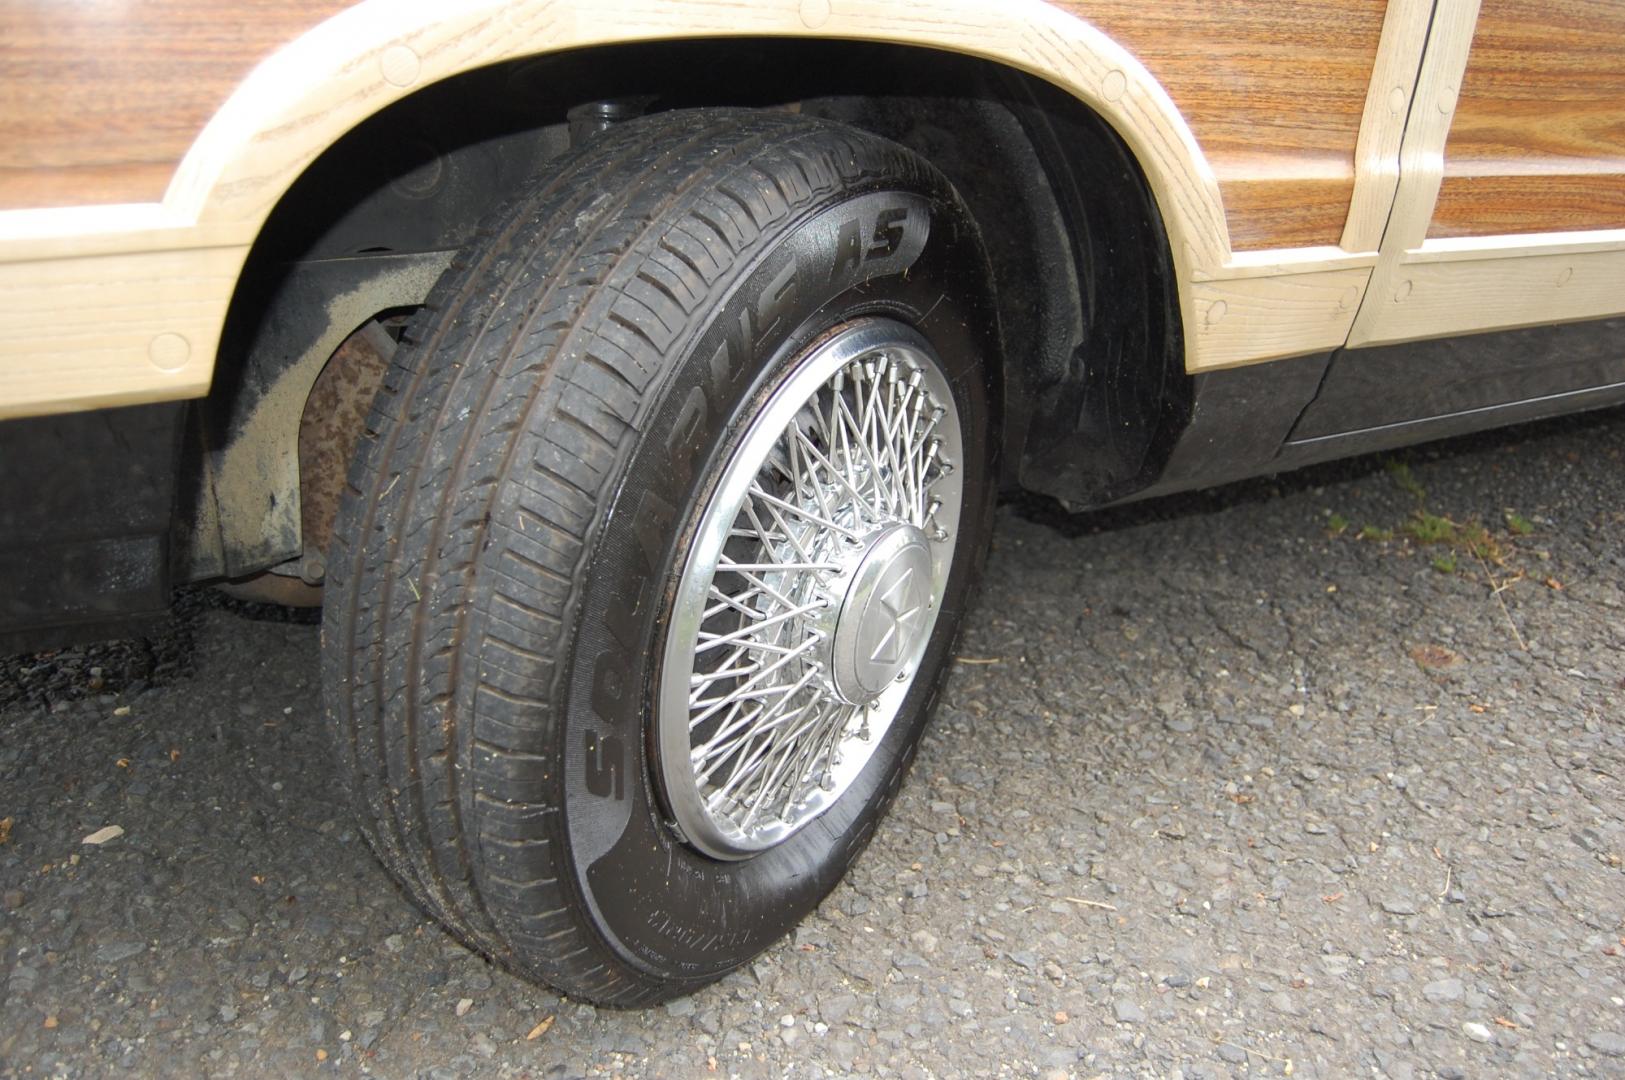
[
  {"x1": 694, "y1": 599, "x2": 827, "y2": 654},
  {"x1": 688, "y1": 634, "x2": 823, "y2": 724}
]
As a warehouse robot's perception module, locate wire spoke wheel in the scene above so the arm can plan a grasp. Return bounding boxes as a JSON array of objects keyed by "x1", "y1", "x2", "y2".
[{"x1": 658, "y1": 319, "x2": 964, "y2": 859}]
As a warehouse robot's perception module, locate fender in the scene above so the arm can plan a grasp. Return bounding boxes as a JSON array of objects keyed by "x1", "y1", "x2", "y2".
[{"x1": 0, "y1": 0, "x2": 1250, "y2": 420}]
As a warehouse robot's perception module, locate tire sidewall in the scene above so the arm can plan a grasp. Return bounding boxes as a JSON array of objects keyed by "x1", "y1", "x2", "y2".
[{"x1": 549, "y1": 165, "x2": 997, "y2": 984}]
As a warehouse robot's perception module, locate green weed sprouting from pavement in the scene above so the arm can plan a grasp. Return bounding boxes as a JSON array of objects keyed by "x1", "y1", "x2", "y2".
[
  {"x1": 1456, "y1": 521, "x2": 1506, "y2": 561},
  {"x1": 1386, "y1": 459, "x2": 1427, "y2": 500},
  {"x1": 1321, "y1": 458, "x2": 1538, "y2": 576},
  {"x1": 1402, "y1": 515, "x2": 1508, "y2": 572},
  {"x1": 1406, "y1": 510, "x2": 1457, "y2": 545}
]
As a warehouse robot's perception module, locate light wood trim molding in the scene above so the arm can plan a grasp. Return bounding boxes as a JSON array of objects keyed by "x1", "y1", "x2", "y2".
[
  {"x1": 1189, "y1": 267, "x2": 1373, "y2": 372},
  {"x1": 38, "y1": 0, "x2": 1237, "y2": 263},
  {"x1": 0, "y1": 247, "x2": 243, "y2": 414},
  {"x1": 1353, "y1": 232, "x2": 1625, "y2": 346},
  {"x1": 1347, "y1": 0, "x2": 1483, "y2": 347},
  {"x1": 1340, "y1": 0, "x2": 1436, "y2": 253},
  {"x1": 5, "y1": 0, "x2": 1390, "y2": 257},
  {"x1": 1415, "y1": 227, "x2": 1625, "y2": 262},
  {"x1": 1198, "y1": 247, "x2": 1379, "y2": 281}
]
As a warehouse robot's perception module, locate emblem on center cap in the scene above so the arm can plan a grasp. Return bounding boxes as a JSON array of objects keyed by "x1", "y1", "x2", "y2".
[
  {"x1": 867, "y1": 566, "x2": 924, "y2": 667},
  {"x1": 826, "y1": 524, "x2": 935, "y2": 703}
]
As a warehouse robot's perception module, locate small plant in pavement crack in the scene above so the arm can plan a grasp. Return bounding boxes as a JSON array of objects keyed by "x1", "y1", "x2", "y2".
[{"x1": 1321, "y1": 457, "x2": 1541, "y2": 593}]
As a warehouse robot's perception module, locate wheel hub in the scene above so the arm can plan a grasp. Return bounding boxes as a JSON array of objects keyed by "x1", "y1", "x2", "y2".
[{"x1": 816, "y1": 524, "x2": 934, "y2": 704}]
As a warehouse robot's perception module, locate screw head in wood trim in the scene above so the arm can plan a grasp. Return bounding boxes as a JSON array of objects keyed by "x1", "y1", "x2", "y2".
[
  {"x1": 380, "y1": 44, "x2": 422, "y2": 88},
  {"x1": 798, "y1": 0, "x2": 831, "y2": 29},
  {"x1": 147, "y1": 333, "x2": 191, "y2": 373}
]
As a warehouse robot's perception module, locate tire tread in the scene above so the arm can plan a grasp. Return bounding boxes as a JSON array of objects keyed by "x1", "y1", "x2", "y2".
[{"x1": 323, "y1": 109, "x2": 957, "y2": 1004}]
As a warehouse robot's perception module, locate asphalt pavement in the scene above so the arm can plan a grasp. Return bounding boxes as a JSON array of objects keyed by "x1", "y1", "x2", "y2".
[{"x1": 3, "y1": 406, "x2": 1624, "y2": 1079}]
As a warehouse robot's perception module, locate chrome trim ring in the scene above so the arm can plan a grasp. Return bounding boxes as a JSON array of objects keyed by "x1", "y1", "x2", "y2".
[{"x1": 657, "y1": 318, "x2": 964, "y2": 860}]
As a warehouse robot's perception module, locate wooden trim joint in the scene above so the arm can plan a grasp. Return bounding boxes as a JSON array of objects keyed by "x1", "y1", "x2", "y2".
[{"x1": 1348, "y1": 0, "x2": 1625, "y2": 348}]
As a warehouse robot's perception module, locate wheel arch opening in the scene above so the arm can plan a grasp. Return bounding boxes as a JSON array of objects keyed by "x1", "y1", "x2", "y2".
[{"x1": 191, "y1": 37, "x2": 1187, "y2": 589}]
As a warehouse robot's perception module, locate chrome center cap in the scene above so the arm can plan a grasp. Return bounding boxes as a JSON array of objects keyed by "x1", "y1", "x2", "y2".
[{"x1": 825, "y1": 524, "x2": 934, "y2": 704}]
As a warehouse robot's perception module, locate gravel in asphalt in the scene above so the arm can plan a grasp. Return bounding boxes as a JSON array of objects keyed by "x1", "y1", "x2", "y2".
[{"x1": 3, "y1": 408, "x2": 1624, "y2": 1078}]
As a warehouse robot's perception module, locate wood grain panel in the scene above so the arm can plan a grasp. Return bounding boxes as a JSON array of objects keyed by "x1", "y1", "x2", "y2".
[
  {"x1": 1217, "y1": 176, "x2": 1368, "y2": 252},
  {"x1": 0, "y1": 0, "x2": 351, "y2": 210},
  {"x1": 1432, "y1": 0, "x2": 1625, "y2": 238},
  {"x1": 1052, "y1": 0, "x2": 1388, "y2": 250}
]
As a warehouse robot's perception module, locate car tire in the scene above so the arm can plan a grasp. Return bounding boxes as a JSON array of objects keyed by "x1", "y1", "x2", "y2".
[{"x1": 322, "y1": 108, "x2": 998, "y2": 1004}]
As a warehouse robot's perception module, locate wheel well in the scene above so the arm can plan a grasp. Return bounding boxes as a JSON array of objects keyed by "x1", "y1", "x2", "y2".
[{"x1": 189, "y1": 38, "x2": 1187, "y2": 584}]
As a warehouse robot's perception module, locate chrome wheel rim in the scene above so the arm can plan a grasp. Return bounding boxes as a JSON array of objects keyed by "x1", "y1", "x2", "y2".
[{"x1": 657, "y1": 319, "x2": 964, "y2": 859}]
